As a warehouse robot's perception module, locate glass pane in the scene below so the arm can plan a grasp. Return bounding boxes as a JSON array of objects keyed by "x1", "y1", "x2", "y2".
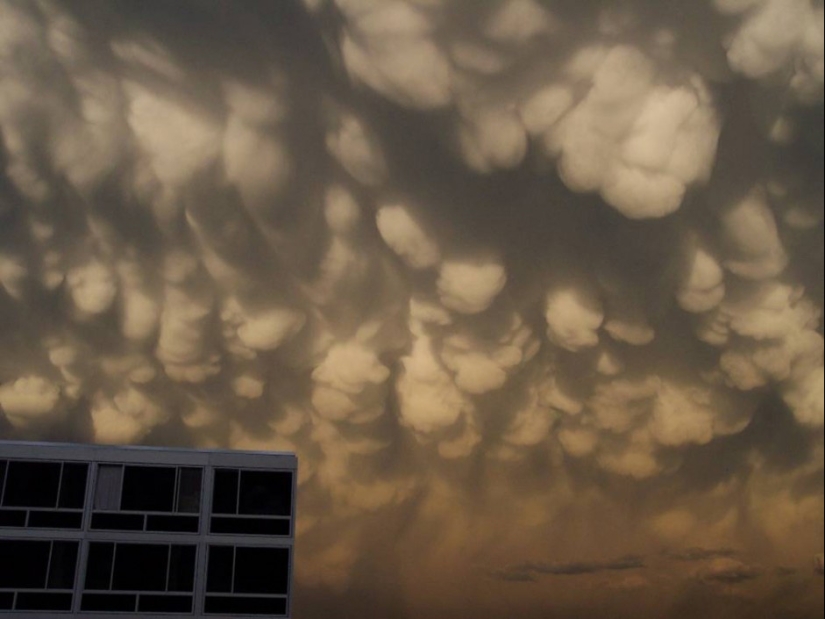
[
  {"x1": 28, "y1": 510, "x2": 83, "y2": 529},
  {"x1": 48, "y1": 541, "x2": 79, "y2": 589},
  {"x1": 15, "y1": 592, "x2": 73, "y2": 611},
  {"x1": 84, "y1": 543, "x2": 115, "y2": 590},
  {"x1": 81, "y1": 593, "x2": 136, "y2": 612},
  {"x1": 212, "y1": 469, "x2": 239, "y2": 514},
  {"x1": 112, "y1": 544, "x2": 169, "y2": 591},
  {"x1": 234, "y1": 547, "x2": 289, "y2": 594},
  {"x1": 238, "y1": 471, "x2": 292, "y2": 516},
  {"x1": 204, "y1": 596, "x2": 287, "y2": 615},
  {"x1": 138, "y1": 595, "x2": 193, "y2": 613},
  {"x1": 121, "y1": 466, "x2": 175, "y2": 512},
  {"x1": 206, "y1": 546, "x2": 234, "y2": 593},
  {"x1": 211, "y1": 516, "x2": 290, "y2": 536},
  {"x1": 168, "y1": 546, "x2": 196, "y2": 592},
  {"x1": 0, "y1": 540, "x2": 51, "y2": 588},
  {"x1": 59, "y1": 463, "x2": 88, "y2": 509},
  {"x1": 94, "y1": 465, "x2": 122, "y2": 511},
  {"x1": 176, "y1": 468, "x2": 202, "y2": 513},
  {"x1": 3, "y1": 461, "x2": 61, "y2": 508}
]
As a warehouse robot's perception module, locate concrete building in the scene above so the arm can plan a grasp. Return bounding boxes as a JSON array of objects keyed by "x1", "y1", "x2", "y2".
[{"x1": 0, "y1": 441, "x2": 296, "y2": 618}]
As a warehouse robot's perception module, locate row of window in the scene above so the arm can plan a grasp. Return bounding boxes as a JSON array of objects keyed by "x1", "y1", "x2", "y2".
[
  {"x1": 0, "y1": 539, "x2": 289, "y2": 615},
  {"x1": 1, "y1": 460, "x2": 293, "y2": 536}
]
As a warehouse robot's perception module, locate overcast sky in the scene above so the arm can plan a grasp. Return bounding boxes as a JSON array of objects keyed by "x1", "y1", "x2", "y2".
[{"x1": 0, "y1": 0, "x2": 823, "y2": 617}]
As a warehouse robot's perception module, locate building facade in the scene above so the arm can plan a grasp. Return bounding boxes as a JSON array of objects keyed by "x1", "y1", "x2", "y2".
[{"x1": 0, "y1": 441, "x2": 296, "y2": 618}]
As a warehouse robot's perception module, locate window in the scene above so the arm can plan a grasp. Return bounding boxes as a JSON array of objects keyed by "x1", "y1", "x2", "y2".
[
  {"x1": 91, "y1": 465, "x2": 202, "y2": 533},
  {"x1": 81, "y1": 542, "x2": 196, "y2": 614},
  {"x1": 0, "y1": 460, "x2": 88, "y2": 530},
  {"x1": 205, "y1": 545, "x2": 289, "y2": 615},
  {"x1": 0, "y1": 539, "x2": 78, "y2": 612},
  {"x1": 211, "y1": 469, "x2": 292, "y2": 536}
]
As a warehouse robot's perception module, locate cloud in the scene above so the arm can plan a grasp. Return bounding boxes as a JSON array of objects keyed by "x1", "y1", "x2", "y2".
[
  {"x1": 667, "y1": 548, "x2": 739, "y2": 563},
  {"x1": 503, "y1": 554, "x2": 646, "y2": 578},
  {"x1": 0, "y1": 1, "x2": 823, "y2": 617},
  {"x1": 0, "y1": 375, "x2": 62, "y2": 429},
  {"x1": 696, "y1": 558, "x2": 762, "y2": 585},
  {"x1": 376, "y1": 203, "x2": 441, "y2": 270},
  {"x1": 544, "y1": 285, "x2": 604, "y2": 352},
  {"x1": 90, "y1": 387, "x2": 168, "y2": 444},
  {"x1": 436, "y1": 256, "x2": 507, "y2": 314},
  {"x1": 66, "y1": 258, "x2": 118, "y2": 318}
]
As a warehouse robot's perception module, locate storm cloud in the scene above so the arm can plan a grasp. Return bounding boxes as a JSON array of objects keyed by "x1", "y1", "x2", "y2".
[{"x1": 1, "y1": 0, "x2": 823, "y2": 617}]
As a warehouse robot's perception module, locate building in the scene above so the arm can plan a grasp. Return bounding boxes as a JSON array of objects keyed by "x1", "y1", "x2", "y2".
[{"x1": 0, "y1": 441, "x2": 296, "y2": 618}]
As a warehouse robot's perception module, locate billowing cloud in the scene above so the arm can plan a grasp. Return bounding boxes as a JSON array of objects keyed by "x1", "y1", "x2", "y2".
[
  {"x1": 0, "y1": 1, "x2": 823, "y2": 618},
  {"x1": 0, "y1": 375, "x2": 62, "y2": 429}
]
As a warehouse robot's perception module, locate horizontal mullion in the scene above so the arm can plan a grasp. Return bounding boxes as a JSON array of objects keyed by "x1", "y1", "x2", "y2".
[
  {"x1": 0, "y1": 589, "x2": 74, "y2": 593},
  {"x1": 85, "y1": 589, "x2": 193, "y2": 595},
  {"x1": 205, "y1": 593, "x2": 288, "y2": 599},
  {"x1": 92, "y1": 509, "x2": 197, "y2": 516},
  {"x1": 210, "y1": 514, "x2": 289, "y2": 520},
  {"x1": 0, "y1": 508, "x2": 83, "y2": 513}
]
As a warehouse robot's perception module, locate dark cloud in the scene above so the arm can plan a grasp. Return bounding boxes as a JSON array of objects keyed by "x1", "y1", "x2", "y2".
[
  {"x1": 697, "y1": 559, "x2": 762, "y2": 585},
  {"x1": 512, "y1": 555, "x2": 647, "y2": 577},
  {"x1": 667, "y1": 547, "x2": 739, "y2": 563}
]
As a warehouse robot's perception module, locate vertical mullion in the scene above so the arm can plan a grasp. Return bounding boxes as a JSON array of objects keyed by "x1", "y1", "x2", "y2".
[
  {"x1": 74, "y1": 462, "x2": 99, "y2": 614},
  {"x1": 116, "y1": 465, "x2": 124, "y2": 510},
  {"x1": 0, "y1": 461, "x2": 7, "y2": 505},
  {"x1": 192, "y1": 466, "x2": 212, "y2": 616},
  {"x1": 230, "y1": 547, "x2": 236, "y2": 594},
  {"x1": 166, "y1": 545, "x2": 172, "y2": 592},
  {"x1": 44, "y1": 541, "x2": 54, "y2": 590},
  {"x1": 173, "y1": 467, "x2": 181, "y2": 513},
  {"x1": 54, "y1": 462, "x2": 64, "y2": 508},
  {"x1": 109, "y1": 544, "x2": 116, "y2": 591},
  {"x1": 234, "y1": 470, "x2": 241, "y2": 515}
]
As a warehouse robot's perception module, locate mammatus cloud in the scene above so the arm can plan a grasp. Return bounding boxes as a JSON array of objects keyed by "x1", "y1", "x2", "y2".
[{"x1": 1, "y1": 0, "x2": 823, "y2": 617}]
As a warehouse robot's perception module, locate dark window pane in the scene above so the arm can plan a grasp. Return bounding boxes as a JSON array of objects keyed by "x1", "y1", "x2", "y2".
[
  {"x1": 85, "y1": 543, "x2": 115, "y2": 590},
  {"x1": 48, "y1": 541, "x2": 79, "y2": 589},
  {"x1": 91, "y1": 512, "x2": 145, "y2": 531},
  {"x1": 211, "y1": 516, "x2": 291, "y2": 536},
  {"x1": 81, "y1": 593, "x2": 136, "y2": 612},
  {"x1": 138, "y1": 595, "x2": 193, "y2": 613},
  {"x1": 204, "y1": 596, "x2": 287, "y2": 615},
  {"x1": 147, "y1": 514, "x2": 198, "y2": 533},
  {"x1": 121, "y1": 466, "x2": 176, "y2": 512},
  {"x1": 94, "y1": 465, "x2": 122, "y2": 511},
  {"x1": 177, "y1": 467, "x2": 202, "y2": 513},
  {"x1": 206, "y1": 546, "x2": 234, "y2": 593},
  {"x1": 212, "y1": 469, "x2": 238, "y2": 514},
  {"x1": 238, "y1": 471, "x2": 292, "y2": 516},
  {"x1": 0, "y1": 540, "x2": 50, "y2": 588},
  {"x1": 168, "y1": 546, "x2": 196, "y2": 593},
  {"x1": 0, "y1": 509, "x2": 26, "y2": 527},
  {"x1": 28, "y1": 510, "x2": 83, "y2": 529},
  {"x1": 59, "y1": 463, "x2": 88, "y2": 509},
  {"x1": 3, "y1": 461, "x2": 61, "y2": 508},
  {"x1": 15, "y1": 592, "x2": 73, "y2": 611},
  {"x1": 112, "y1": 544, "x2": 169, "y2": 591},
  {"x1": 0, "y1": 592, "x2": 12, "y2": 610},
  {"x1": 234, "y1": 547, "x2": 289, "y2": 594}
]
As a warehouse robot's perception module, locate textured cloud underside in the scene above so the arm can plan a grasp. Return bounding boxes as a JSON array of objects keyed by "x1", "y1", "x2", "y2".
[{"x1": 0, "y1": 0, "x2": 823, "y2": 616}]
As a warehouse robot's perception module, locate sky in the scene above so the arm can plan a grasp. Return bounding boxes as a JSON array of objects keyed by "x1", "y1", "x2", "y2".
[{"x1": 0, "y1": 0, "x2": 823, "y2": 617}]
